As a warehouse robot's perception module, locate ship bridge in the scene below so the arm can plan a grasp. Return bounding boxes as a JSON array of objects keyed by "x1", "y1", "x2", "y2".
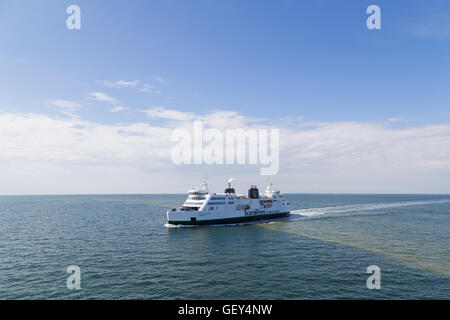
[{"x1": 182, "y1": 179, "x2": 209, "y2": 210}]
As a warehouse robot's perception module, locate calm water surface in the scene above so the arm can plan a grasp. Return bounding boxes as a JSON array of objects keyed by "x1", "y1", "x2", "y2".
[{"x1": 1, "y1": 194, "x2": 449, "y2": 299}]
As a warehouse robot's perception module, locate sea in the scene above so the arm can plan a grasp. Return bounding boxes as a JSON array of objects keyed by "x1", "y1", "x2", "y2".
[{"x1": 1, "y1": 193, "x2": 449, "y2": 299}]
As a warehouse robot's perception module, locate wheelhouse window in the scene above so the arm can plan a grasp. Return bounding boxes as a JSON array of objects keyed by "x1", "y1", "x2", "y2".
[{"x1": 188, "y1": 195, "x2": 206, "y2": 200}]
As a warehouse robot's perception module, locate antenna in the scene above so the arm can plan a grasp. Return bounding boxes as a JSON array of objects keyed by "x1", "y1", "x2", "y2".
[
  {"x1": 199, "y1": 177, "x2": 209, "y2": 192},
  {"x1": 227, "y1": 177, "x2": 233, "y2": 188}
]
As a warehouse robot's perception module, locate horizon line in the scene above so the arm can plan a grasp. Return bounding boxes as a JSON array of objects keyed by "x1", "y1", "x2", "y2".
[{"x1": 1, "y1": 192, "x2": 450, "y2": 197}]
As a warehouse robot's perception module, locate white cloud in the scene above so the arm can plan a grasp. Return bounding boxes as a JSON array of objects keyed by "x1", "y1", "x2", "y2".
[
  {"x1": 388, "y1": 117, "x2": 408, "y2": 123},
  {"x1": 110, "y1": 105, "x2": 129, "y2": 112},
  {"x1": 50, "y1": 100, "x2": 82, "y2": 109},
  {"x1": 50, "y1": 100, "x2": 82, "y2": 117},
  {"x1": 97, "y1": 80, "x2": 139, "y2": 88},
  {"x1": 141, "y1": 107, "x2": 263, "y2": 129},
  {"x1": 87, "y1": 92, "x2": 118, "y2": 104},
  {"x1": 140, "y1": 84, "x2": 161, "y2": 94},
  {"x1": 280, "y1": 121, "x2": 450, "y2": 176},
  {"x1": 142, "y1": 106, "x2": 194, "y2": 122},
  {"x1": 1, "y1": 109, "x2": 450, "y2": 194},
  {"x1": 199, "y1": 110, "x2": 265, "y2": 129},
  {"x1": 140, "y1": 84, "x2": 154, "y2": 91},
  {"x1": 0, "y1": 112, "x2": 172, "y2": 167}
]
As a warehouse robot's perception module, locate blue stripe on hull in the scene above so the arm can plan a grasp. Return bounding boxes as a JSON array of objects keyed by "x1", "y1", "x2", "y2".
[{"x1": 168, "y1": 212, "x2": 290, "y2": 226}]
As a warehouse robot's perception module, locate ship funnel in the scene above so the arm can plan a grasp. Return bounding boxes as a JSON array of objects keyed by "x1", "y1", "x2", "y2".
[{"x1": 225, "y1": 178, "x2": 235, "y2": 194}]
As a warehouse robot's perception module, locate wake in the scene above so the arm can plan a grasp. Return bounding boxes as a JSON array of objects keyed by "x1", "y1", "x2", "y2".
[{"x1": 289, "y1": 199, "x2": 450, "y2": 220}]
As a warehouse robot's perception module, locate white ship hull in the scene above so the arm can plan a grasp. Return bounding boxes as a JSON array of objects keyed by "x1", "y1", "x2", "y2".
[{"x1": 166, "y1": 180, "x2": 290, "y2": 226}]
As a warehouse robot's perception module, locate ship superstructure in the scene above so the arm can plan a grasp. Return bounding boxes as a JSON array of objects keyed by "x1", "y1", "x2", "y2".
[{"x1": 166, "y1": 179, "x2": 290, "y2": 225}]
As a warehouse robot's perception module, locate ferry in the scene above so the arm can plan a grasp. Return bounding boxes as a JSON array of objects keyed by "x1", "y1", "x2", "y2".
[{"x1": 166, "y1": 179, "x2": 290, "y2": 226}]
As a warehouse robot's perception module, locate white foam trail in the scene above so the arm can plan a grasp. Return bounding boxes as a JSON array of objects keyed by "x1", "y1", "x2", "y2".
[
  {"x1": 164, "y1": 223, "x2": 196, "y2": 228},
  {"x1": 290, "y1": 199, "x2": 450, "y2": 219}
]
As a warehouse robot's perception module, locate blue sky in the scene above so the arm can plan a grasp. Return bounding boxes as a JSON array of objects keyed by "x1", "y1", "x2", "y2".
[{"x1": 1, "y1": 0, "x2": 450, "y2": 194}]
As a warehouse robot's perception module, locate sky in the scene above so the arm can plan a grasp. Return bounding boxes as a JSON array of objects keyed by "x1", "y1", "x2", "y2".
[{"x1": 1, "y1": 0, "x2": 450, "y2": 194}]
